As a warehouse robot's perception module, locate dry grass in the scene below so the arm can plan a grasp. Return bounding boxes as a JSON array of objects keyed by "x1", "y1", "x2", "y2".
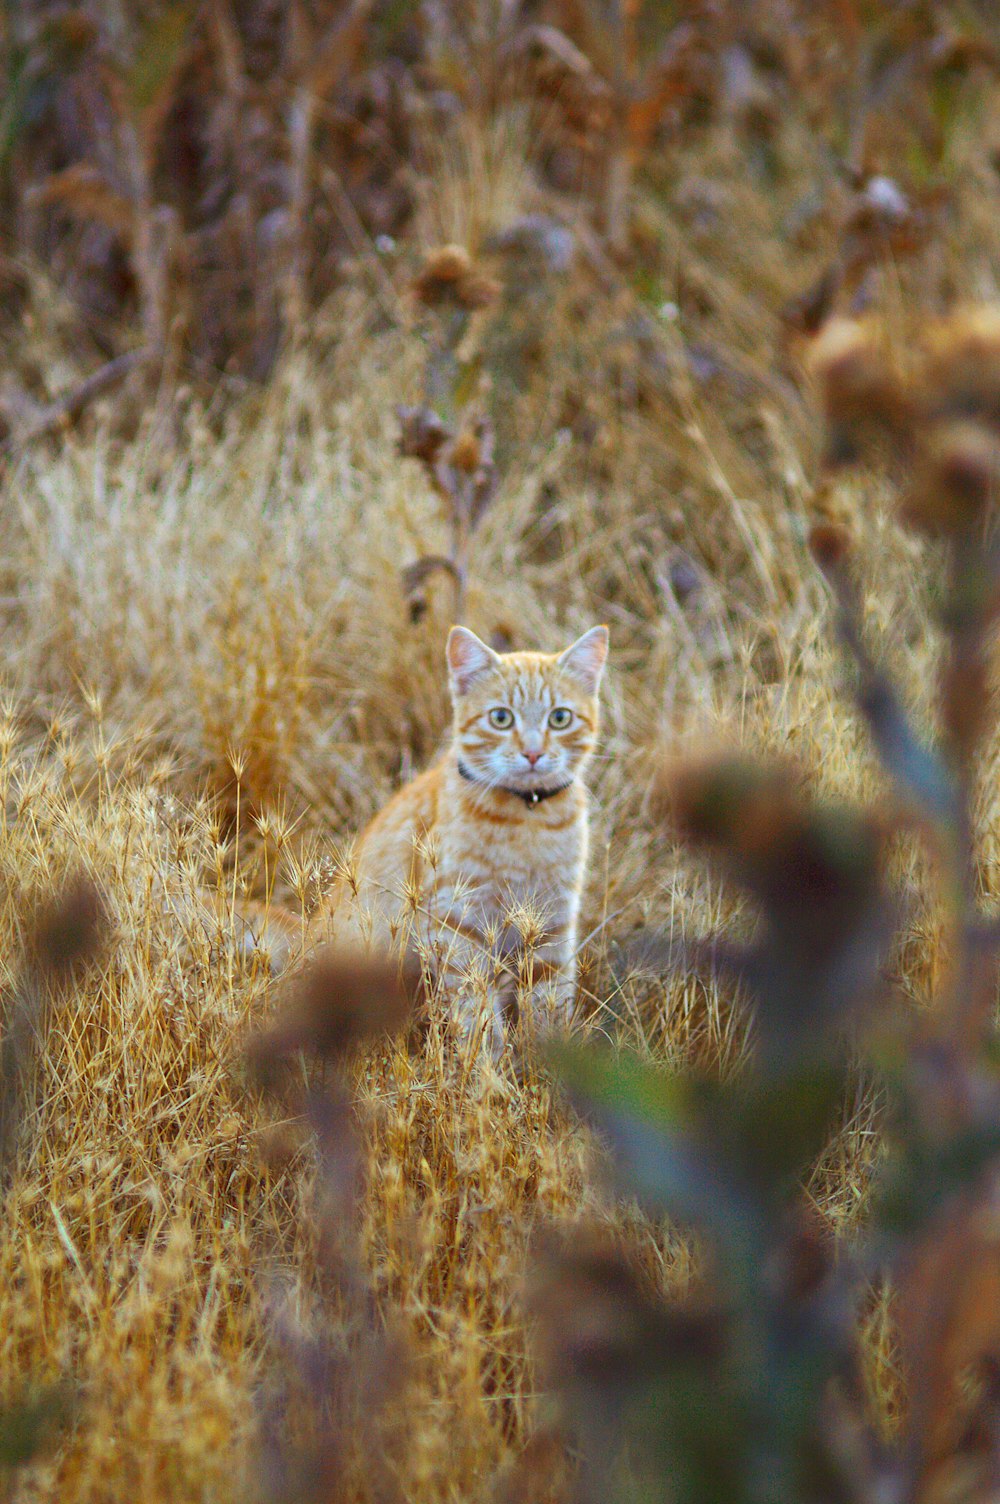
[{"x1": 4, "y1": 84, "x2": 1000, "y2": 1502}]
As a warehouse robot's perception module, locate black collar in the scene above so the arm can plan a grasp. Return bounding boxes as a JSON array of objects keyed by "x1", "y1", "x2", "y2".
[{"x1": 457, "y1": 759, "x2": 572, "y2": 807}]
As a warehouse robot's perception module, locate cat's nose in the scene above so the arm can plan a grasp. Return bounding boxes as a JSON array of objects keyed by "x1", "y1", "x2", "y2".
[{"x1": 522, "y1": 749, "x2": 542, "y2": 767}]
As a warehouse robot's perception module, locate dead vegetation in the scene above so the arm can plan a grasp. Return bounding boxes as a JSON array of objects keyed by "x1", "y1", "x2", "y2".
[{"x1": 5, "y1": 2, "x2": 1000, "y2": 1501}]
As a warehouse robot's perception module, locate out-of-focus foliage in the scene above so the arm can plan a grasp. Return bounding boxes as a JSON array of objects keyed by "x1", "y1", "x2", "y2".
[
  {"x1": 246, "y1": 947, "x2": 416, "y2": 1504},
  {"x1": 534, "y1": 309, "x2": 1000, "y2": 1502},
  {"x1": 1, "y1": 876, "x2": 105, "y2": 1483}
]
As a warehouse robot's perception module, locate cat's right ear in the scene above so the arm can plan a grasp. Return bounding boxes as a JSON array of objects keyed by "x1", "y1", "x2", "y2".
[{"x1": 446, "y1": 626, "x2": 499, "y2": 695}]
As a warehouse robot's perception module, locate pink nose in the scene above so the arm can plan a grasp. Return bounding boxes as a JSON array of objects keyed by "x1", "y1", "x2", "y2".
[{"x1": 523, "y1": 750, "x2": 542, "y2": 766}]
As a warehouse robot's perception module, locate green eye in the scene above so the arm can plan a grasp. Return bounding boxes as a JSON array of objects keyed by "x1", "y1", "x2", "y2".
[
  {"x1": 548, "y1": 707, "x2": 573, "y2": 729},
  {"x1": 489, "y1": 707, "x2": 514, "y2": 729}
]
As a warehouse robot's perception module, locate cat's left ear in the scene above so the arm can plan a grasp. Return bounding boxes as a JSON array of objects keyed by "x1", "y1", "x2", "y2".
[{"x1": 558, "y1": 625, "x2": 609, "y2": 693}]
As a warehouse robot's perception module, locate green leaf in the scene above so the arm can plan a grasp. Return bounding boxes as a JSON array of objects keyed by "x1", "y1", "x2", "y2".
[
  {"x1": 875, "y1": 1122, "x2": 1000, "y2": 1241},
  {"x1": 450, "y1": 355, "x2": 483, "y2": 410},
  {"x1": 551, "y1": 1045, "x2": 763, "y2": 1255},
  {"x1": 0, "y1": 49, "x2": 32, "y2": 172},
  {"x1": 0, "y1": 1386, "x2": 71, "y2": 1469},
  {"x1": 726, "y1": 1063, "x2": 849, "y2": 1190}
]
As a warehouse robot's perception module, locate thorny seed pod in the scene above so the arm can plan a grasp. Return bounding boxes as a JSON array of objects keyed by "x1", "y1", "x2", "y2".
[
  {"x1": 456, "y1": 271, "x2": 503, "y2": 310},
  {"x1": 31, "y1": 876, "x2": 107, "y2": 979},
  {"x1": 667, "y1": 755, "x2": 885, "y2": 925},
  {"x1": 922, "y1": 307, "x2": 1000, "y2": 431},
  {"x1": 901, "y1": 421, "x2": 1000, "y2": 536},
  {"x1": 248, "y1": 947, "x2": 417, "y2": 1090},
  {"x1": 806, "y1": 317, "x2": 910, "y2": 466},
  {"x1": 765, "y1": 1208, "x2": 836, "y2": 1304},
  {"x1": 396, "y1": 405, "x2": 450, "y2": 465},
  {"x1": 414, "y1": 244, "x2": 472, "y2": 288},
  {"x1": 411, "y1": 244, "x2": 500, "y2": 312},
  {"x1": 808, "y1": 520, "x2": 854, "y2": 573},
  {"x1": 528, "y1": 1229, "x2": 718, "y2": 1391},
  {"x1": 668, "y1": 756, "x2": 804, "y2": 864},
  {"x1": 449, "y1": 427, "x2": 482, "y2": 473}
]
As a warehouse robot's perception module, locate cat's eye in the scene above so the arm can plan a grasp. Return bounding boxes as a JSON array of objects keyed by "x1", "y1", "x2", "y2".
[
  {"x1": 548, "y1": 707, "x2": 573, "y2": 729},
  {"x1": 488, "y1": 707, "x2": 514, "y2": 729}
]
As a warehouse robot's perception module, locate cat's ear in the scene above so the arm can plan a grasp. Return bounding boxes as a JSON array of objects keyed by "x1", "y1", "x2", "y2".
[
  {"x1": 447, "y1": 626, "x2": 499, "y2": 694},
  {"x1": 558, "y1": 625, "x2": 609, "y2": 693}
]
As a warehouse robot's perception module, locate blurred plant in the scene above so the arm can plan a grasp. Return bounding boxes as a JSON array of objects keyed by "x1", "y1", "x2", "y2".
[
  {"x1": 247, "y1": 946, "x2": 416, "y2": 1502},
  {"x1": 528, "y1": 304, "x2": 1000, "y2": 1504},
  {"x1": 534, "y1": 1, "x2": 705, "y2": 255},
  {"x1": 1, "y1": 873, "x2": 107, "y2": 1173},
  {"x1": 3, "y1": 0, "x2": 406, "y2": 390},
  {"x1": 0, "y1": 1384, "x2": 73, "y2": 1496},
  {"x1": 1, "y1": 875, "x2": 106, "y2": 1488},
  {"x1": 397, "y1": 242, "x2": 501, "y2": 622},
  {"x1": 780, "y1": 6, "x2": 999, "y2": 339},
  {"x1": 538, "y1": 766, "x2": 894, "y2": 1504},
  {"x1": 25, "y1": 3, "x2": 196, "y2": 366}
]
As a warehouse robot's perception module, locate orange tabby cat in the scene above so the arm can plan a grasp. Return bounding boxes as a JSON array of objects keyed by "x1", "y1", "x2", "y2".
[{"x1": 302, "y1": 624, "x2": 609, "y2": 1051}]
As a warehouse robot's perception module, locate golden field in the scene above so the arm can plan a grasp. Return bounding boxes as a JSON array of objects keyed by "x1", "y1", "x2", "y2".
[{"x1": 4, "y1": 36, "x2": 1000, "y2": 1501}]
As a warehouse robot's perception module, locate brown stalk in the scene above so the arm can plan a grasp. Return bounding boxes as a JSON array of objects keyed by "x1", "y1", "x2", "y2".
[
  {"x1": 397, "y1": 402, "x2": 498, "y2": 624},
  {"x1": 285, "y1": 0, "x2": 374, "y2": 334},
  {"x1": 1, "y1": 349, "x2": 149, "y2": 453},
  {"x1": 604, "y1": 0, "x2": 634, "y2": 258},
  {"x1": 318, "y1": 165, "x2": 405, "y2": 326}
]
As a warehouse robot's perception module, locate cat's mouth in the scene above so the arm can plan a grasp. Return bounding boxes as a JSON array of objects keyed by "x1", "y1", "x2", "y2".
[{"x1": 506, "y1": 763, "x2": 557, "y2": 787}]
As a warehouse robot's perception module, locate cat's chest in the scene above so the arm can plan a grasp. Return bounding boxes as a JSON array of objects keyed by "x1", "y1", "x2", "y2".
[{"x1": 433, "y1": 809, "x2": 585, "y2": 910}]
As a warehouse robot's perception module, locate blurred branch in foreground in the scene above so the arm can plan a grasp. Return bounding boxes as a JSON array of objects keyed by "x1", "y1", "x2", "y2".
[
  {"x1": 247, "y1": 946, "x2": 415, "y2": 1503},
  {"x1": 1, "y1": 876, "x2": 107, "y2": 1489},
  {"x1": 532, "y1": 303, "x2": 1000, "y2": 1504}
]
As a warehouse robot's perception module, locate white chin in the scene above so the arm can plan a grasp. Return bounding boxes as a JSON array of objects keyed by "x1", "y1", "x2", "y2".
[{"x1": 510, "y1": 768, "x2": 554, "y2": 786}]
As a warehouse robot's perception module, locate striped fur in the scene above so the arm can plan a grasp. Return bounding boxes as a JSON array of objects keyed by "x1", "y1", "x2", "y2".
[{"x1": 309, "y1": 625, "x2": 608, "y2": 1052}]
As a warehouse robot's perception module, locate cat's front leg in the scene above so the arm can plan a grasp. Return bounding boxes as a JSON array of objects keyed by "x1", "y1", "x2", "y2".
[
  {"x1": 424, "y1": 897, "x2": 511, "y2": 1059},
  {"x1": 515, "y1": 936, "x2": 578, "y2": 1038}
]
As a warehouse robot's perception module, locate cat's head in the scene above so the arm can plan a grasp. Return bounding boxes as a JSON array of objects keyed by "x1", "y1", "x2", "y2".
[{"x1": 445, "y1": 625, "x2": 608, "y2": 794}]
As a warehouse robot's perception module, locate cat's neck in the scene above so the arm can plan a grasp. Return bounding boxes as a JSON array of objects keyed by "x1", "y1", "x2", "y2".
[
  {"x1": 455, "y1": 757, "x2": 572, "y2": 807},
  {"x1": 447, "y1": 749, "x2": 578, "y2": 810}
]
